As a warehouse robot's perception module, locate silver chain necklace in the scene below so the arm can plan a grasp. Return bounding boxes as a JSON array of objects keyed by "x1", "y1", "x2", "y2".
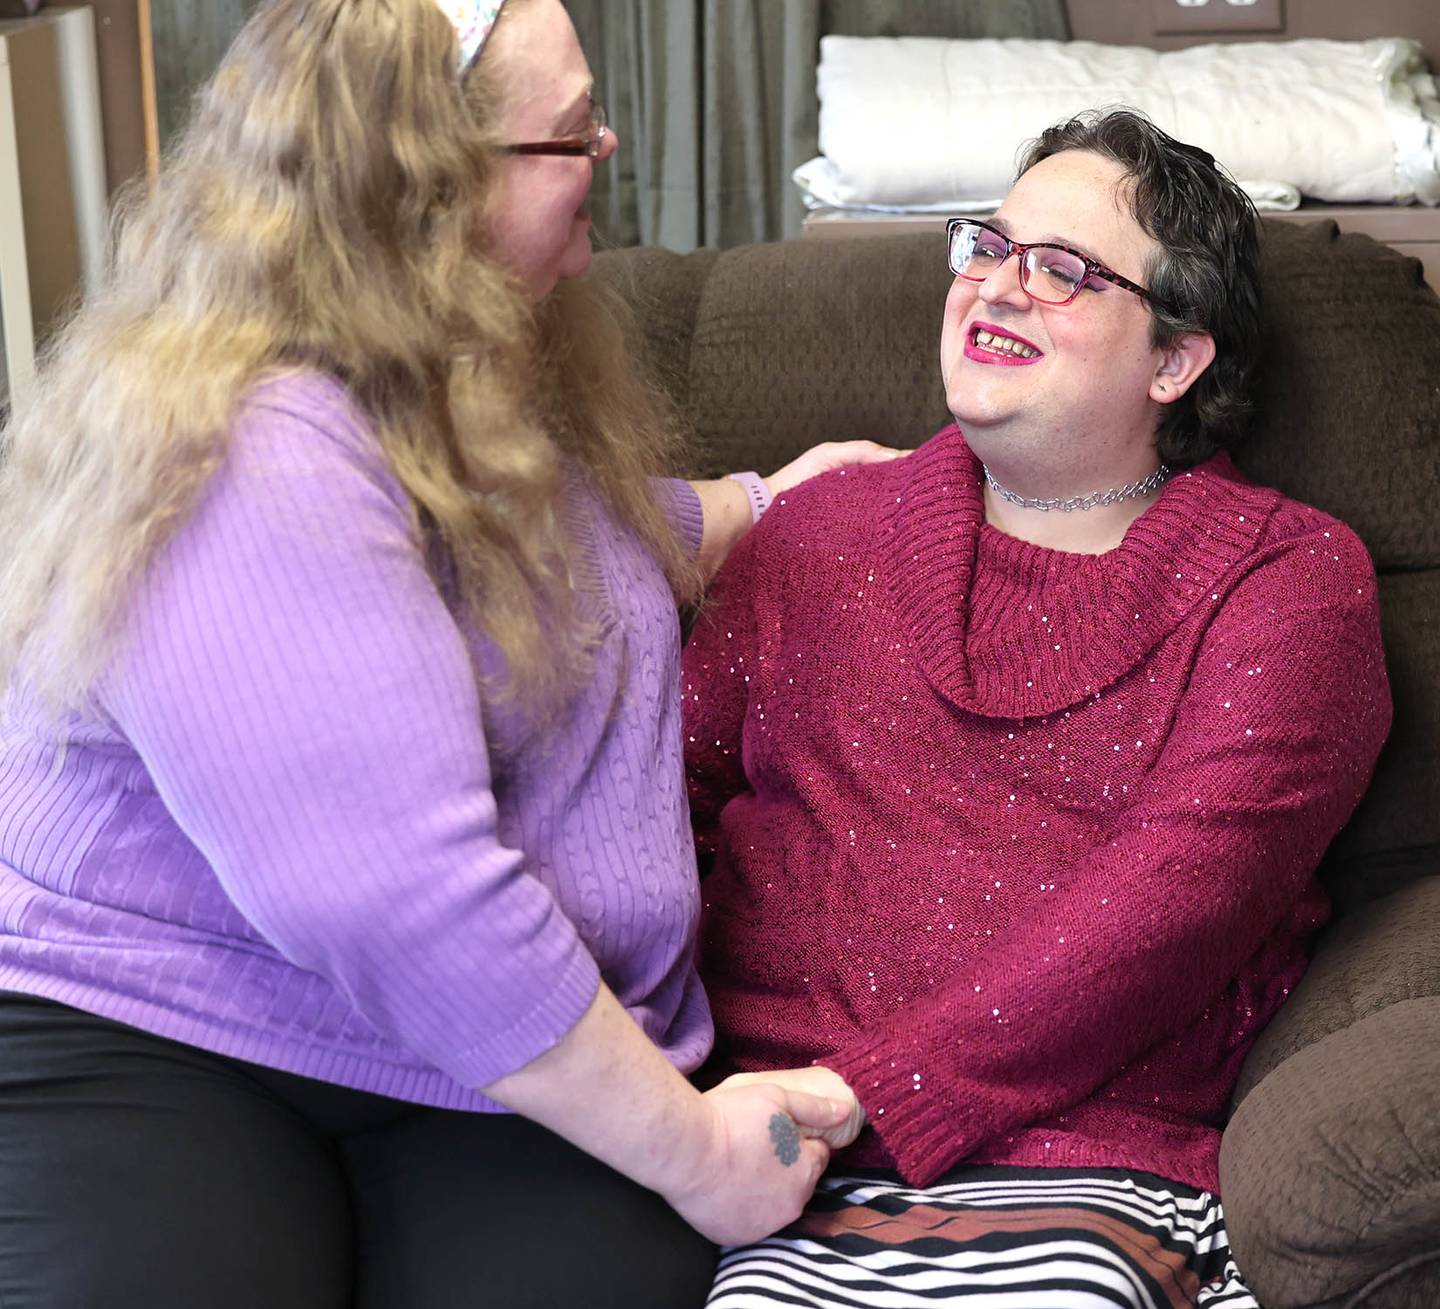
[{"x1": 981, "y1": 463, "x2": 1171, "y2": 513}]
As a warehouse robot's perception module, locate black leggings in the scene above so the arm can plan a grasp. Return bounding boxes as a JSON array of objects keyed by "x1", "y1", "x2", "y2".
[{"x1": 0, "y1": 992, "x2": 716, "y2": 1309}]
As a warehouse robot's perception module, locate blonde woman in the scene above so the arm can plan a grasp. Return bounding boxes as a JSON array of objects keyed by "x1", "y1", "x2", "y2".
[{"x1": 0, "y1": 2, "x2": 882, "y2": 1305}]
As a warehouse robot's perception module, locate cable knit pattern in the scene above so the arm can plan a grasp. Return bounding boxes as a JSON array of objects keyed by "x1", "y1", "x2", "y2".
[
  {"x1": 683, "y1": 424, "x2": 1391, "y2": 1192},
  {"x1": 0, "y1": 371, "x2": 712, "y2": 1107}
]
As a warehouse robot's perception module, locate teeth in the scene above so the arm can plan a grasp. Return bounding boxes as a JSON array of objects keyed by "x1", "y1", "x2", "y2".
[{"x1": 974, "y1": 328, "x2": 1038, "y2": 359}]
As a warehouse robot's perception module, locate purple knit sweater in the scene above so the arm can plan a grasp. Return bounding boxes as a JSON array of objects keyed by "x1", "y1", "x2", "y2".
[{"x1": 0, "y1": 371, "x2": 712, "y2": 1108}]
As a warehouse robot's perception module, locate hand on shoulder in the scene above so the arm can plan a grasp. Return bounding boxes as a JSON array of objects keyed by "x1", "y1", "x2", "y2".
[{"x1": 767, "y1": 441, "x2": 909, "y2": 500}]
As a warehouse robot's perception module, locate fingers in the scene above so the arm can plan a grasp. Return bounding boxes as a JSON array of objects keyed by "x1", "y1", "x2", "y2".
[
  {"x1": 716, "y1": 1068, "x2": 866, "y2": 1148},
  {"x1": 773, "y1": 1133, "x2": 830, "y2": 1233},
  {"x1": 803, "y1": 1104, "x2": 865, "y2": 1150},
  {"x1": 780, "y1": 1086, "x2": 849, "y2": 1131},
  {"x1": 834, "y1": 440, "x2": 909, "y2": 463},
  {"x1": 715, "y1": 1070, "x2": 762, "y2": 1090},
  {"x1": 763, "y1": 441, "x2": 908, "y2": 497}
]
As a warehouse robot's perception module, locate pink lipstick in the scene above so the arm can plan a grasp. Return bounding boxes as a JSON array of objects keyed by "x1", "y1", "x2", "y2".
[{"x1": 964, "y1": 320, "x2": 1044, "y2": 367}]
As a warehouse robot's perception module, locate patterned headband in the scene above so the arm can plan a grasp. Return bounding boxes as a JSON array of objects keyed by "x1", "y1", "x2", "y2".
[{"x1": 433, "y1": 0, "x2": 506, "y2": 75}]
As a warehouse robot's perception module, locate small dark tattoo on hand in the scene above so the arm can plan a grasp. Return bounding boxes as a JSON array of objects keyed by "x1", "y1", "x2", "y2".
[{"x1": 768, "y1": 1113, "x2": 800, "y2": 1166}]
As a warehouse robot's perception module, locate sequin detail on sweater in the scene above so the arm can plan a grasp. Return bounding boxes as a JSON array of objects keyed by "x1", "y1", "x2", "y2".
[{"x1": 683, "y1": 424, "x2": 1391, "y2": 1192}]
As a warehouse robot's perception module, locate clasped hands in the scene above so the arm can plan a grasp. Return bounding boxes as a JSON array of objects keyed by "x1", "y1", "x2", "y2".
[
  {"x1": 715, "y1": 1065, "x2": 868, "y2": 1149},
  {"x1": 665, "y1": 1066, "x2": 866, "y2": 1247}
]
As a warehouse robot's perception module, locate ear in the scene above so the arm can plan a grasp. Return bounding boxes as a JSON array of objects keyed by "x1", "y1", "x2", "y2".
[{"x1": 1149, "y1": 331, "x2": 1216, "y2": 405}]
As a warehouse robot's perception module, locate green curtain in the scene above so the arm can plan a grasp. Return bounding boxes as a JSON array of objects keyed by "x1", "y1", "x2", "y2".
[
  {"x1": 150, "y1": 0, "x2": 266, "y2": 149},
  {"x1": 567, "y1": 0, "x2": 1070, "y2": 250}
]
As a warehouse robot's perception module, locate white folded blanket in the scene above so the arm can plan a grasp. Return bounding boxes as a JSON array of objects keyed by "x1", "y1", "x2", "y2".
[{"x1": 796, "y1": 36, "x2": 1440, "y2": 213}]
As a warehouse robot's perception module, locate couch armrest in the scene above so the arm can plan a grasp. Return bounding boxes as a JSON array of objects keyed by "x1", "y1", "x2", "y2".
[{"x1": 1220, "y1": 874, "x2": 1440, "y2": 1309}]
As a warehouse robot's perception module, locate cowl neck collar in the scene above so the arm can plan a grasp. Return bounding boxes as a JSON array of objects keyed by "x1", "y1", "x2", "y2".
[{"x1": 883, "y1": 425, "x2": 1280, "y2": 717}]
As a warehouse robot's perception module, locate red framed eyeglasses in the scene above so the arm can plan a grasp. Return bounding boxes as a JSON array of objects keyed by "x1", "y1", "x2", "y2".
[{"x1": 946, "y1": 218, "x2": 1177, "y2": 314}]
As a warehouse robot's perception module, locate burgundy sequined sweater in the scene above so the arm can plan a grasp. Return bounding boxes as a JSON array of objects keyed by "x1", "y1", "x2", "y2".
[{"x1": 682, "y1": 425, "x2": 1391, "y2": 1193}]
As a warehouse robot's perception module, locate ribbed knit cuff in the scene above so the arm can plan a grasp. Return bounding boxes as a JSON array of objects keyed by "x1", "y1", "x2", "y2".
[
  {"x1": 822, "y1": 1031, "x2": 977, "y2": 1187},
  {"x1": 445, "y1": 944, "x2": 603, "y2": 1091},
  {"x1": 656, "y1": 477, "x2": 706, "y2": 560}
]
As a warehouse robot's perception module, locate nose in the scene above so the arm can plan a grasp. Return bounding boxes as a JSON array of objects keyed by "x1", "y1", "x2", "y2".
[
  {"x1": 977, "y1": 252, "x2": 1030, "y2": 311},
  {"x1": 597, "y1": 123, "x2": 619, "y2": 162}
]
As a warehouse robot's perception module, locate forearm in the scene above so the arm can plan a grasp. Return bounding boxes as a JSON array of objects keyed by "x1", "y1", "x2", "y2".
[
  {"x1": 820, "y1": 842, "x2": 1279, "y2": 1179},
  {"x1": 484, "y1": 985, "x2": 713, "y2": 1197},
  {"x1": 688, "y1": 442, "x2": 905, "y2": 580},
  {"x1": 485, "y1": 984, "x2": 852, "y2": 1246},
  {"x1": 689, "y1": 476, "x2": 760, "y2": 580}
]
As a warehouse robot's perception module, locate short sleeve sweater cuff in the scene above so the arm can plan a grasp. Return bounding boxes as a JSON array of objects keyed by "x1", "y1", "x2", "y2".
[{"x1": 657, "y1": 477, "x2": 706, "y2": 560}]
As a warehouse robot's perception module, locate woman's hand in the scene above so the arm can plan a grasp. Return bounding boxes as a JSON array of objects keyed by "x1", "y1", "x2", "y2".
[
  {"x1": 662, "y1": 1080, "x2": 843, "y2": 1246},
  {"x1": 692, "y1": 441, "x2": 906, "y2": 580},
  {"x1": 483, "y1": 988, "x2": 852, "y2": 1248},
  {"x1": 766, "y1": 440, "x2": 908, "y2": 499},
  {"x1": 716, "y1": 1066, "x2": 867, "y2": 1150}
]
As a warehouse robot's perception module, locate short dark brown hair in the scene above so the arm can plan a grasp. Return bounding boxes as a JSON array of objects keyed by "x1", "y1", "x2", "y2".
[{"x1": 1018, "y1": 109, "x2": 1262, "y2": 467}]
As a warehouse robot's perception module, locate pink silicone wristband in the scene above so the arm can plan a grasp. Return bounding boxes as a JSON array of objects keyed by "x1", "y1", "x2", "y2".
[{"x1": 727, "y1": 471, "x2": 773, "y2": 524}]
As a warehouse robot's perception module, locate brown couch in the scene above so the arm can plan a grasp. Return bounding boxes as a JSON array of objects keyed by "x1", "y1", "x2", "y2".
[{"x1": 595, "y1": 220, "x2": 1440, "y2": 1309}]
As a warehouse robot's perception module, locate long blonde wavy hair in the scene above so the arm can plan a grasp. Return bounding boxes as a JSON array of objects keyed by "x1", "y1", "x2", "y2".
[{"x1": 0, "y1": 0, "x2": 695, "y2": 716}]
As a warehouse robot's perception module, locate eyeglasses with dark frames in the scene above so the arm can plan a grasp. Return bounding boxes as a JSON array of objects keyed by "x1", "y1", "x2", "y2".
[
  {"x1": 946, "y1": 217, "x2": 1177, "y2": 315},
  {"x1": 501, "y1": 96, "x2": 608, "y2": 158}
]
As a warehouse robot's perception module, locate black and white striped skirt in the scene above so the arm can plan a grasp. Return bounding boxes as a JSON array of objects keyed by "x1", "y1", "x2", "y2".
[{"x1": 707, "y1": 1168, "x2": 1260, "y2": 1308}]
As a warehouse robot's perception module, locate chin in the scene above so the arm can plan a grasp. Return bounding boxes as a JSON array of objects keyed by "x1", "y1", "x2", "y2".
[
  {"x1": 567, "y1": 227, "x2": 594, "y2": 271},
  {"x1": 945, "y1": 390, "x2": 1002, "y2": 433},
  {"x1": 525, "y1": 230, "x2": 596, "y2": 301},
  {"x1": 562, "y1": 246, "x2": 593, "y2": 281}
]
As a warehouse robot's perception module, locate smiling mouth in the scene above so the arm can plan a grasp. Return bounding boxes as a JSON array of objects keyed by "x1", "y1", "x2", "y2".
[{"x1": 970, "y1": 325, "x2": 1041, "y2": 360}]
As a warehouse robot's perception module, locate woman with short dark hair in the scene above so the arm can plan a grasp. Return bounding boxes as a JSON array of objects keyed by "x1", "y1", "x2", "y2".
[{"x1": 685, "y1": 112, "x2": 1390, "y2": 1308}]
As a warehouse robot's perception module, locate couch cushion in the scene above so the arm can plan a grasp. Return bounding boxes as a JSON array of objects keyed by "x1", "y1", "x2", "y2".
[
  {"x1": 599, "y1": 221, "x2": 1440, "y2": 568},
  {"x1": 1240, "y1": 220, "x2": 1440, "y2": 571},
  {"x1": 596, "y1": 223, "x2": 1440, "y2": 567},
  {"x1": 592, "y1": 244, "x2": 720, "y2": 431},
  {"x1": 1321, "y1": 569, "x2": 1440, "y2": 909},
  {"x1": 1224, "y1": 1000, "x2": 1440, "y2": 1309},
  {"x1": 596, "y1": 233, "x2": 950, "y2": 478},
  {"x1": 1222, "y1": 876, "x2": 1440, "y2": 1309}
]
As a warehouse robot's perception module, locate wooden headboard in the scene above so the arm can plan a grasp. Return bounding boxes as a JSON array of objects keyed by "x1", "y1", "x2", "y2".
[{"x1": 1066, "y1": 0, "x2": 1440, "y2": 67}]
